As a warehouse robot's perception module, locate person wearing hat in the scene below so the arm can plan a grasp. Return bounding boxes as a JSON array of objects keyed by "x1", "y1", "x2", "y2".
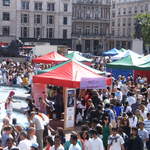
[{"x1": 138, "y1": 122, "x2": 149, "y2": 149}]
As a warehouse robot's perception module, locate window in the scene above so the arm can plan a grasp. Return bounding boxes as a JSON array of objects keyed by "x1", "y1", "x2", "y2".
[
  {"x1": 117, "y1": 28, "x2": 120, "y2": 36},
  {"x1": 21, "y1": 14, "x2": 29, "y2": 23},
  {"x1": 47, "y1": 3, "x2": 55, "y2": 11},
  {"x1": 112, "y1": 21, "x2": 115, "y2": 27},
  {"x1": 94, "y1": 26, "x2": 98, "y2": 34},
  {"x1": 112, "y1": 3, "x2": 115, "y2": 9},
  {"x1": 112, "y1": 12, "x2": 115, "y2": 18},
  {"x1": 127, "y1": 28, "x2": 131, "y2": 37},
  {"x1": 63, "y1": 29, "x2": 67, "y2": 39},
  {"x1": 122, "y1": 28, "x2": 126, "y2": 37},
  {"x1": 134, "y1": 6, "x2": 137, "y2": 13},
  {"x1": 128, "y1": 7, "x2": 132, "y2": 14},
  {"x1": 123, "y1": 18, "x2": 126, "y2": 26},
  {"x1": 34, "y1": 2, "x2": 42, "y2": 10},
  {"x1": 3, "y1": 12, "x2": 10, "y2": 21},
  {"x1": 118, "y1": 18, "x2": 120, "y2": 27},
  {"x1": 140, "y1": 6, "x2": 144, "y2": 13},
  {"x1": 47, "y1": 28, "x2": 54, "y2": 38},
  {"x1": 21, "y1": 27, "x2": 29, "y2": 37},
  {"x1": 85, "y1": 26, "x2": 90, "y2": 35},
  {"x1": 21, "y1": 1, "x2": 29, "y2": 10},
  {"x1": 63, "y1": 17, "x2": 67, "y2": 25},
  {"x1": 2, "y1": 26, "x2": 9, "y2": 36},
  {"x1": 34, "y1": 27, "x2": 42, "y2": 38},
  {"x1": 34, "y1": 14, "x2": 42, "y2": 24},
  {"x1": 64, "y1": 3, "x2": 68, "y2": 12},
  {"x1": 145, "y1": 4, "x2": 148, "y2": 11},
  {"x1": 118, "y1": 8, "x2": 121, "y2": 15},
  {"x1": 123, "y1": 8, "x2": 126, "y2": 14},
  {"x1": 47, "y1": 15, "x2": 54, "y2": 24},
  {"x1": 76, "y1": 26, "x2": 82, "y2": 34},
  {"x1": 112, "y1": 29, "x2": 114, "y2": 36},
  {"x1": 3, "y1": 0, "x2": 10, "y2": 6},
  {"x1": 128, "y1": 18, "x2": 131, "y2": 26}
]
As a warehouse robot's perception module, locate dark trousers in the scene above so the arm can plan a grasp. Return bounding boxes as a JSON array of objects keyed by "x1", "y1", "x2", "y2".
[{"x1": 146, "y1": 134, "x2": 150, "y2": 150}]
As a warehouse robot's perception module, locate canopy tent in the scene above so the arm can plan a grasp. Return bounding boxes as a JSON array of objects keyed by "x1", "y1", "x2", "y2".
[
  {"x1": 66, "y1": 52, "x2": 92, "y2": 63},
  {"x1": 111, "y1": 51, "x2": 126, "y2": 61},
  {"x1": 33, "y1": 60, "x2": 112, "y2": 88},
  {"x1": 106, "y1": 50, "x2": 142, "y2": 69},
  {"x1": 111, "y1": 49, "x2": 140, "y2": 61},
  {"x1": 32, "y1": 51, "x2": 69, "y2": 64},
  {"x1": 102, "y1": 48, "x2": 119, "y2": 56},
  {"x1": 119, "y1": 48, "x2": 127, "y2": 53},
  {"x1": 37, "y1": 60, "x2": 106, "y2": 75}
]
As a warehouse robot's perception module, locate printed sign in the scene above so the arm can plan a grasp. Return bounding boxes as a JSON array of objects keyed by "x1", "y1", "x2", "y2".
[{"x1": 80, "y1": 77, "x2": 106, "y2": 89}]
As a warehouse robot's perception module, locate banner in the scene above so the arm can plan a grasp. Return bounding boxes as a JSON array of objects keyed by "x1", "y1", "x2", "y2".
[
  {"x1": 80, "y1": 77, "x2": 106, "y2": 89},
  {"x1": 65, "y1": 89, "x2": 76, "y2": 129}
]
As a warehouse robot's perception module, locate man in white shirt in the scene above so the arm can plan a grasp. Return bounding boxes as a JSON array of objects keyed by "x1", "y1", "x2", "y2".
[
  {"x1": 128, "y1": 112, "x2": 138, "y2": 128},
  {"x1": 127, "y1": 93, "x2": 136, "y2": 106},
  {"x1": 30, "y1": 111, "x2": 44, "y2": 150},
  {"x1": 144, "y1": 113, "x2": 150, "y2": 150},
  {"x1": 18, "y1": 131, "x2": 31, "y2": 150},
  {"x1": 107, "y1": 128, "x2": 125, "y2": 150},
  {"x1": 138, "y1": 122, "x2": 149, "y2": 149},
  {"x1": 69, "y1": 134, "x2": 81, "y2": 150},
  {"x1": 51, "y1": 135, "x2": 64, "y2": 150},
  {"x1": 89, "y1": 130, "x2": 104, "y2": 150}
]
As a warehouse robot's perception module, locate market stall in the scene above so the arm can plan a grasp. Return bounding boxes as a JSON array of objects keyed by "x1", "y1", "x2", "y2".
[
  {"x1": 66, "y1": 52, "x2": 92, "y2": 66},
  {"x1": 32, "y1": 51, "x2": 69, "y2": 64},
  {"x1": 33, "y1": 59, "x2": 112, "y2": 130}
]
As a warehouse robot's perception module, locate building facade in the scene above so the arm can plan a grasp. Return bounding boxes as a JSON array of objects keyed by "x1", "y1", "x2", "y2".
[
  {"x1": 72, "y1": 0, "x2": 111, "y2": 54},
  {"x1": 110, "y1": 0, "x2": 150, "y2": 50},
  {"x1": 0, "y1": 0, "x2": 72, "y2": 46}
]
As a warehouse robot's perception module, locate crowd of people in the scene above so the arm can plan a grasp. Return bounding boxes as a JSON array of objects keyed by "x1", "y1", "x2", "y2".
[{"x1": 0, "y1": 56, "x2": 150, "y2": 150}]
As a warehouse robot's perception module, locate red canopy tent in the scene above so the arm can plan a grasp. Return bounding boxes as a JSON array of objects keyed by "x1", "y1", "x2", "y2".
[
  {"x1": 32, "y1": 51, "x2": 69, "y2": 64},
  {"x1": 33, "y1": 60, "x2": 112, "y2": 88}
]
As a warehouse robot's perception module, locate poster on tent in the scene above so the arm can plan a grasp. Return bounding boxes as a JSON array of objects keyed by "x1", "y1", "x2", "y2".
[
  {"x1": 32, "y1": 83, "x2": 47, "y2": 106},
  {"x1": 64, "y1": 89, "x2": 76, "y2": 129},
  {"x1": 80, "y1": 77, "x2": 107, "y2": 89}
]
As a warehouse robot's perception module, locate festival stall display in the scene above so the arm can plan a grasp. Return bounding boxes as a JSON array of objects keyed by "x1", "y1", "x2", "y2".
[
  {"x1": 32, "y1": 51, "x2": 69, "y2": 64},
  {"x1": 33, "y1": 59, "x2": 112, "y2": 130}
]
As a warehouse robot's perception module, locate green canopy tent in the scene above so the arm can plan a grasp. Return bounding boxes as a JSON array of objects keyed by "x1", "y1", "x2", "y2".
[
  {"x1": 106, "y1": 50, "x2": 142, "y2": 69},
  {"x1": 66, "y1": 52, "x2": 92, "y2": 65},
  {"x1": 135, "y1": 55, "x2": 150, "y2": 70}
]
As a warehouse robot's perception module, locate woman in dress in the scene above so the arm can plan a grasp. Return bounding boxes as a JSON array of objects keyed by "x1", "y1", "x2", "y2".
[{"x1": 102, "y1": 117, "x2": 111, "y2": 150}]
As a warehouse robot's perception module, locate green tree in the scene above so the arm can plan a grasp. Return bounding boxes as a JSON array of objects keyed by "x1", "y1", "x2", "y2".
[{"x1": 135, "y1": 14, "x2": 150, "y2": 43}]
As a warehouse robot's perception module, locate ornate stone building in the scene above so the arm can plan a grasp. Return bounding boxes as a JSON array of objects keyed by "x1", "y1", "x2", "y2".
[
  {"x1": 110, "y1": 0, "x2": 150, "y2": 50},
  {"x1": 0, "y1": 0, "x2": 72, "y2": 47},
  {"x1": 72, "y1": 0, "x2": 111, "y2": 54}
]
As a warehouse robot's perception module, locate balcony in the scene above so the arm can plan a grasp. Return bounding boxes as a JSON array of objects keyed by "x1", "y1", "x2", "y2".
[
  {"x1": 72, "y1": 33, "x2": 110, "y2": 38},
  {"x1": 72, "y1": 17, "x2": 110, "y2": 22}
]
